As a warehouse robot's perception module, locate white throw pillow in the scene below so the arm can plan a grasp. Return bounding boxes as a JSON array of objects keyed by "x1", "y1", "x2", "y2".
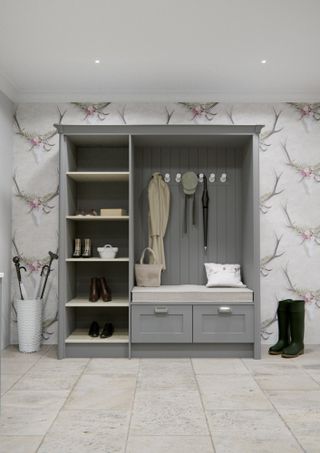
[{"x1": 204, "y1": 263, "x2": 246, "y2": 287}]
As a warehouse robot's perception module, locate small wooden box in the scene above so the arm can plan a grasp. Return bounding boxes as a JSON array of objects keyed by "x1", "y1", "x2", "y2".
[{"x1": 100, "y1": 209, "x2": 127, "y2": 217}]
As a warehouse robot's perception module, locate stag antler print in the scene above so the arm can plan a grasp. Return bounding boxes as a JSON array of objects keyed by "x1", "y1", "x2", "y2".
[
  {"x1": 260, "y1": 235, "x2": 285, "y2": 276},
  {"x1": 289, "y1": 103, "x2": 320, "y2": 121},
  {"x1": 165, "y1": 106, "x2": 175, "y2": 124},
  {"x1": 73, "y1": 102, "x2": 111, "y2": 122},
  {"x1": 283, "y1": 266, "x2": 320, "y2": 311},
  {"x1": 282, "y1": 141, "x2": 320, "y2": 192},
  {"x1": 225, "y1": 106, "x2": 235, "y2": 124},
  {"x1": 179, "y1": 102, "x2": 219, "y2": 121},
  {"x1": 261, "y1": 309, "x2": 278, "y2": 340},
  {"x1": 12, "y1": 237, "x2": 51, "y2": 274},
  {"x1": 260, "y1": 172, "x2": 284, "y2": 213},
  {"x1": 14, "y1": 108, "x2": 65, "y2": 163},
  {"x1": 118, "y1": 105, "x2": 127, "y2": 124},
  {"x1": 283, "y1": 204, "x2": 320, "y2": 255},
  {"x1": 259, "y1": 108, "x2": 283, "y2": 152},
  {"x1": 13, "y1": 174, "x2": 59, "y2": 225}
]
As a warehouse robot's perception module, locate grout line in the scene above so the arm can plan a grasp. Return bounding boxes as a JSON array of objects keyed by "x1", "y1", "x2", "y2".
[
  {"x1": 0, "y1": 345, "x2": 52, "y2": 397},
  {"x1": 190, "y1": 359, "x2": 216, "y2": 453},
  {"x1": 35, "y1": 356, "x2": 90, "y2": 453},
  {"x1": 241, "y1": 358, "x2": 307, "y2": 452},
  {"x1": 124, "y1": 358, "x2": 140, "y2": 452}
]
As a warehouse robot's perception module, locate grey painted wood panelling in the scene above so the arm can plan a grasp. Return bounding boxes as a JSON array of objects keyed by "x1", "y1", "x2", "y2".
[{"x1": 134, "y1": 146, "x2": 244, "y2": 285}]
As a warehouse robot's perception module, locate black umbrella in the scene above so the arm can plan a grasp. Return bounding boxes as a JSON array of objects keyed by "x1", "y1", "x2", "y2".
[{"x1": 201, "y1": 175, "x2": 209, "y2": 251}]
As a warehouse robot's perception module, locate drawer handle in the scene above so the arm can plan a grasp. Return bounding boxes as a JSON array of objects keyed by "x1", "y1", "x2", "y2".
[
  {"x1": 218, "y1": 306, "x2": 232, "y2": 314},
  {"x1": 154, "y1": 306, "x2": 168, "y2": 314}
]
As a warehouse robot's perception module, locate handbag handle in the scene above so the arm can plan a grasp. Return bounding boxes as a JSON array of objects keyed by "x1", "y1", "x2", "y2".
[
  {"x1": 103, "y1": 244, "x2": 113, "y2": 249},
  {"x1": 140, "y1": 247, "x2": 157, "y2": 264}
]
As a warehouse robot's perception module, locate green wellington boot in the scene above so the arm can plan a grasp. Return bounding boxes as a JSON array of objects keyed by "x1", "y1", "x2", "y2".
[
  {"x1": 282, "y1": 300, "x2": 305, "y2": 358},
  {"x1": 268, "y1": 299, "x2": 291, "y2": 355}
]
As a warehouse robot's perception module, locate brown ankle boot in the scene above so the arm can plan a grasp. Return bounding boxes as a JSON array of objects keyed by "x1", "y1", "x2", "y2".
[
  {"x1": 99, "y1": 277, "x2": 112, "y2": 302},
  {"x1": 89, "y1": 278, "x2": 100, "y2": 302}
]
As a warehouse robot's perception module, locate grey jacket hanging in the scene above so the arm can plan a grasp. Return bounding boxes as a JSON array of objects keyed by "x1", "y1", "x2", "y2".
[{"x1": 147, "y1": 172, "x2": 170, "y2": 270}]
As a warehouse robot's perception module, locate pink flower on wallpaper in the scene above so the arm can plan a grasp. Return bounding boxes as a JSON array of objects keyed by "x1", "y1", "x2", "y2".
[
  {"x1": 13, "y1": 174, "x2": 59, "y2": 226},
  {"x1": 13, "y1": 108, "x2": 65, "y2": 164},
  {"x1": 282, "y1": 142, "x2": 320, "y2": 193},
  {"x1": 179, "y1": 102, "x2": 218, "y2": 121},
  {"x1": 73, "y1": 102, "x2": 111, "y2": 123}
]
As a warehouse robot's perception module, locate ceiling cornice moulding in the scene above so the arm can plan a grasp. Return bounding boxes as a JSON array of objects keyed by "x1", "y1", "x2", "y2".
[{"x1": 14, "y1": 91, "x2": 320, "y2": 104}]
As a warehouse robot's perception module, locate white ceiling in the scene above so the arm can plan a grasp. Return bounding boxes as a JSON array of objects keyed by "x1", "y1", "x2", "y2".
[{"x1": 0, "y1": 0, "x2": 319, "y2": 103}]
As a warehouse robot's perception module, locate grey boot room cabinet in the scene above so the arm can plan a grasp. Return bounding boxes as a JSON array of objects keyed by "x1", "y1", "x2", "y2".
[{"x1": 56, "y1": 124, "x2": 262, "y2": 359}]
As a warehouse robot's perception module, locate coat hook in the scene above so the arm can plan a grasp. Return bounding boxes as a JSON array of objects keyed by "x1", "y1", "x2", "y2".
[
  {"x1": 220, "y1": 172, "x2": 227, "y2": 183},
  {"x1": 198, "y1": 173, "x2": 204, "y2": 183},
  {"x1": 209, "y1": 173, "x2": 215, "y2": 183},
  {"x1": 164, "y1": 173, "x2": 171, "y2": 183},
  {"x1": 175, "y1": 173, "x2": 182, "y2": 183}
]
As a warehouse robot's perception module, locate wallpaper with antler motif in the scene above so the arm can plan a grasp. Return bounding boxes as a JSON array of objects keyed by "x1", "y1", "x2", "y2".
[{"x1": 11, "y1": 102, "x2": 320, "y2": 344}]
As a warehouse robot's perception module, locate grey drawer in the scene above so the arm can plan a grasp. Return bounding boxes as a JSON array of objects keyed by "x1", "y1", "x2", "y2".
[
  {"x1": 193, "y1": 304, "x2": 254, "y2": 343},
  {"x1": 132, "y1": 304, "x2": 192, "y2": 343}
]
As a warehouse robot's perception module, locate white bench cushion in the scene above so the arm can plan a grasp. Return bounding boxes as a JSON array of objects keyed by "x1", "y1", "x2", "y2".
[{"x1": 132, "y1": 285, "x2": 253, "y2": 303}]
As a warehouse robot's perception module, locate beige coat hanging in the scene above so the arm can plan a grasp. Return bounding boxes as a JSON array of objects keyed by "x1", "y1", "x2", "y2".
[{"x1": 148, "y1": 172, "x2": 170, "y2": 270}]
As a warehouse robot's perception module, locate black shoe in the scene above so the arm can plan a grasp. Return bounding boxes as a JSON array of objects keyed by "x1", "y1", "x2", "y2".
[
  {"x1": 88, "y1": 321, "x2": 100, "y2": 337},
  {"x1": 100, "y1": 322, "x2": 114, "y2": 338}
]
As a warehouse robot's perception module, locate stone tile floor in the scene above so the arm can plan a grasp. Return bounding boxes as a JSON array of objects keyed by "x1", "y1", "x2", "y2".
[{"x1": 0, "y1": 345, "x2": 320, "y2": 452}]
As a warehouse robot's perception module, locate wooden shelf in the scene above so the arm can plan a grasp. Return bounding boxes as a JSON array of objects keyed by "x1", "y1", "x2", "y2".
[
  {"x1": 66, "y1": 215, "x2": 129, "y2": 221},
  {"x1": 66, "y1": 297, "x2": 129, "y2": 307},
  {"x1": 66, "y1": 257, "x2": 129, "y2": 262},
  {"x1": 66, "y1": 172, "x2": 129, "y2": 182},
  {"x1": 65, "y1": 329, "x2": 129, "y2": 344}
]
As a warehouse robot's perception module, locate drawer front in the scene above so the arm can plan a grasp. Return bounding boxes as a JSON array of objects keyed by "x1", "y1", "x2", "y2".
[
  {"x1": 132, "y1": 305, "x2": 192, "y2": 343},
  {"x1": 193, "y1": 305, "x2": 254, "y2": 343}
]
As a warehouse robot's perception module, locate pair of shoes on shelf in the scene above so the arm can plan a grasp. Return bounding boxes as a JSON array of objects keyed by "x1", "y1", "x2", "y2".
[
  {"x1": 73, "y1": 238, "x2": 92, "y2": 258},
  {"x1": 88, "y1": 321, "x2": 114, "y2": 338},
  {"x1": 90, "y1": 277, "x2": 112, "y2": 302},
  {"x1": 75, "y1": 209, "x2": 98, "y2": 216}
]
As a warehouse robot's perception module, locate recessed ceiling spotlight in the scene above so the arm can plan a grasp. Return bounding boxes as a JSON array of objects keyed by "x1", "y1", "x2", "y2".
[
  {"x1": 261, "y1": 59, "x2": 267, "y2": 64},
  {"x1": 94, "y1": 59, "x2": 100, "y2": 64}
]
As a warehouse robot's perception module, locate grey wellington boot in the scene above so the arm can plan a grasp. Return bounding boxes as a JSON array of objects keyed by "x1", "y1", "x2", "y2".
[
  {"x1": 282, "y1": 300, "x2": 305, "y2": 358},
  {"x1": 268, "y1": 299, "x2": 291, "y2": 355}
]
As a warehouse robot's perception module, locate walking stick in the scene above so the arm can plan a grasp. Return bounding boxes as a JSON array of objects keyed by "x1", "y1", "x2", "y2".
[
  {"x1": 201, "y1": 175, "x2": 209, "y2": 251},
  {"x1": 12, "y1": 256, "x2": 27, "y2": 300},
  {"x1": 40, "y1": 251, "x2": 58, "y2": 300}
]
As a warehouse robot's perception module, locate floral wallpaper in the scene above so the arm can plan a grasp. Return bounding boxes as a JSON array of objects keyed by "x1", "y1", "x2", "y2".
[{"x1": 11, "y1": 102, "x2": 320, "y2": 344}]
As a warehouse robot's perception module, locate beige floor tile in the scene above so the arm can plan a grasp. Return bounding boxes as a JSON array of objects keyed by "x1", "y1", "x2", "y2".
[
  {"x1": 0, "y1": 407, "x2": 60, "y2": 436},
  {"x1": 1, "y1": 344, "x2": 51, "y2": 359},
  {"x1": 65, "y1": 374, "x2": 136, "y2": 411},
  {"x1": 137, "y1": 373, "x2": 197, "y2": 391},
  {"x1": 280, "y1": 408, "x2": 320, "y2": 453},
  {"x1": 243, "y1": 361, "x2": 304, "y2": 376},
  {"x1": 192, "y1": 358, "x2": 249, "y2": 375},
  {"x1": 130, "y1": 389, "x2": 209, "y2": 436},
  {"x1": 267, "y1": 390, "x2": 320, "y2": 411},
  {"x1": 139, "y1": 358, "x2": 193, "y2": 376},
  {"x1": 207, "y1": 410, "x2": 302, "y2": 453},
  {"x1": 0, "y1": 436, "x2": 42, "y2": 453},
  {"x1": 30, "y1": 357, "x2": 89, "y2": 374},
  {"x1": 255, "y1": 373, "x2": 320, "y2": 391},
  {"x1": 38, "y1": 409, "x2": 129, "y2": 453},
  {"x1": 1, "y1": 358, "x2": 36, "y2": 375},
  {"x1": 12, "y1": 371, "x2": 80, "y2": 391},
  {"x1": 197, "y1": 374, "x2": 272, "y2": 410},
  {"x1": 0, "y1": 374, "x2": 21, "y2": 396},
  {"x1": 85, "y1": 358, "x2": 140, "y2": 375},
  {"x1": 1, "y1": 389, "x2": 69, "y2": 411},
  {"x1": 126, "y1": 435, "x2": 214, "y2": 453}
]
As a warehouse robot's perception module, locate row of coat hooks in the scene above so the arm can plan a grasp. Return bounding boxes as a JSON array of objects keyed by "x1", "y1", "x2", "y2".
[{"x1": 163, "y1": 172, "x2": 228, "y2": 184}]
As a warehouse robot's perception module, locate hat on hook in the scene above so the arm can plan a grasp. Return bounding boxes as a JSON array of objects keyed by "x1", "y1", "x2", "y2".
[{"x1": 181, "y1": 171, "x2": 198, "y2": 195}]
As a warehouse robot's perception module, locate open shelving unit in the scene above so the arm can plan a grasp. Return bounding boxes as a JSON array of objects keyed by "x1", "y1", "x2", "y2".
[{"x1": 59, "y1": 133, "x2": 131, "y2": 358}]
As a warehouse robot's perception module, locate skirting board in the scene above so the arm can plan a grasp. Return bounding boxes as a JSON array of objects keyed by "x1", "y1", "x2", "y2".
[
  {"x1": 131, "y1": 343, "x2": 255, "y2": 358},
  {"x1": 64, "y1": 343, "x2": 128, "y2": 358}
]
